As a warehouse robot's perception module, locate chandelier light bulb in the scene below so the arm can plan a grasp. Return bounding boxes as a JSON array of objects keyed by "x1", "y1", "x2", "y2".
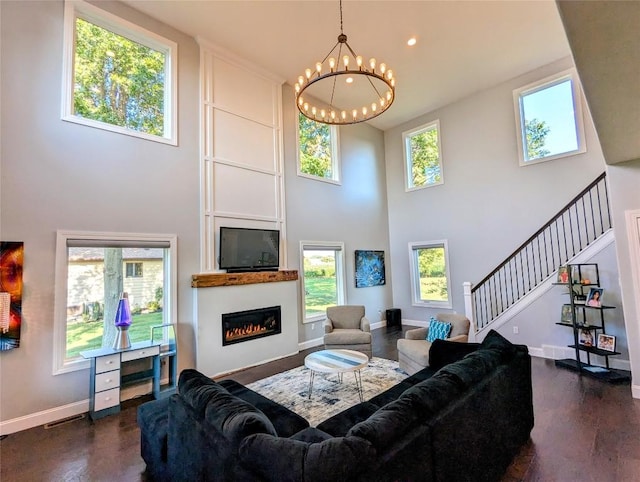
[
  {"x1": 298, "y1": 96, "x2": 304, "y2": 105},
  {"x1": 294, "y1": 83, "x2": 300, "y2": 93},
  {"x1": 369, "y1": 58, "x2": 376, "y2": 70},
  {"x1": 305, "y1": 68, "x2": 312, "y2": 79},
  {"x1": 341, "y1": 110, "x2": 347, "y2": 120},
  {"x1": 386, "y1": 91, "x2": 392, "y2": 101},
  {"x1": 343, "y1": 55, "x2": 350, "y2": 68},
  {"x1": 331, "y1": 110, "x2": 336, "y2": 119},
  {"x1": 329, "y1": 57, "x2": 336, "y2": 71},
  {"x1": 362, "y1": 106, "x2": 367, "y2": 116},
  {"x1": 356, "y1": 56, "x2": 363, "y2": 68},
  {"x1": 380, "y1": 63, "x2": 387, "y2": 74},
  {"x1": 352, "y1": 109, "x2": 357, "y2": 119},
  {"x1": 371, "y1": 103, "x2": 377, "y2": 112},
  {"x1": 311, "y1": 106, "x2": 317, "y2": 116},
  {"x1": 320, "y1": 109, "x2": 326, "y2": 118},
  {"x1": 316, "y1": 62, "x2": 322, "y2": 73},
  {"x1": 387, "y1": 70, "x2": 393, "y2": 80},
  {"x1": 304, "y1": 102, "x2": 309, "y2": 111}
]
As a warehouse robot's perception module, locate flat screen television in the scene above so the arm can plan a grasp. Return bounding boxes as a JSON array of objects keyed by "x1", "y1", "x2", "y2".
[{"x1": 218, "y1": 227, "x2": 280, "y2": 273}]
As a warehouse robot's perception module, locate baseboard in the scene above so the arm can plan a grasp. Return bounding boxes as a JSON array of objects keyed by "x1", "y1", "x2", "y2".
[
  {"x1": 298, "y1": 336, "x2": 323, "y2": 351},
  {"x1": 370, "y1": 320, "x2": 386, "y2": 330},
  {"x1": 211, "y1": 350, "x2": 300, "y2": 379},
  {"x1": 632, "y1": 383, "x2": 640, "y2": 399},
  {"x1": 534, "y1": 343, "x2": 632, "y2": 371},
  {"x1": 402, "y1": 318, "x2": 428, "y2": 328},
  {"x1": 0, "y1": 400, "x2": 89, "y2": 436}
]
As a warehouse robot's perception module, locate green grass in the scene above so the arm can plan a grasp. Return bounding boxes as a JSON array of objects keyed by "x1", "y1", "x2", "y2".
[
  {"x1": 66, "y1": 311, "x2": 164, "y2": 358},
  {"x1": 419, "y1": 276, "x2": 448, "y2": 302},
  {"x1": 304, "y1": 276, "x2": 337, "y2": 317}
]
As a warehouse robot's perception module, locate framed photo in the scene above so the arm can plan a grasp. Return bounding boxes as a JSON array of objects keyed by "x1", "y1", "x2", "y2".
[
  {"x1": 561, "y1": 304, "x2": 573, "y2": 323},
  {"x1": 578, "y1": 329, "x2": 594, "y2": 347},
  {"x1": 557, "y1": 266, "x2": 570, "y2": 284},
  {"x1": 597, "y1": 334, "x2": 616, "y2": 352},
  {"x1": 355, "y1": 250, "x2": 385, "y2": 288},
  {"x1": 586, "y1": 288, "x2": 603, "y2": 308}
]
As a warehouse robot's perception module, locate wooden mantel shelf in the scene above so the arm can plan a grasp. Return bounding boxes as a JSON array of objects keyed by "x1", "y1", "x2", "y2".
[{"x1": 191, "y1": 270, "x2": 298, "y2": 288}]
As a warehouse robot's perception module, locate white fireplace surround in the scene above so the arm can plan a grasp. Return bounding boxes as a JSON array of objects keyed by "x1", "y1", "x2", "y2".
[{"x1": 193, "y1": 275, "x2": 299, "y2": 377}]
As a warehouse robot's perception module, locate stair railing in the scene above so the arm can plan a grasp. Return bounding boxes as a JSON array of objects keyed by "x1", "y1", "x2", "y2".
[{"x1": 470, "y1": 172, "x2": 611, "y2": 333}]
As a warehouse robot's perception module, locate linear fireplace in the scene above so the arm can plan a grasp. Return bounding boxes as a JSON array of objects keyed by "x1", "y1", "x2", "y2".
[{"x1": 222, "y1": 306, "x2": 281, "y2": 346}]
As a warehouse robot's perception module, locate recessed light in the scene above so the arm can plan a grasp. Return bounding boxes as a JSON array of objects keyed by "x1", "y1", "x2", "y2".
[
  {"x1": 407, "y1": 37, "x2": 417, "y2": 47},
  {"x1": 346, "y1": 77, "x2": 354, "y2": 84}
]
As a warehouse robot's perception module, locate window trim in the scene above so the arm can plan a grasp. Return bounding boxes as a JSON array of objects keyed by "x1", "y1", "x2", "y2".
[
  {"x1": 61, "y1": 0, "x2": 178, "y2": 145},
  {"x1": 513, "y1": 68, "x2": 586, "y2": 167},
  {"x1": 53, "y1": 230, "x2": 177, "y2": 375},
  {"x1": 296, "y1": 113, "x2": 341, "y2": 185},
  {"x1": 300, "y1": 241, "x2": 346, "y2": 323},
  {"x1": 125, "y1": 262, "x2": 143, "y2": 278},
  {"x1": 403, "y1": 119, "x2": 444, "y2": 192},
  {"x1": 408, "y1": 240, "x2": 453, "y2": 309}
]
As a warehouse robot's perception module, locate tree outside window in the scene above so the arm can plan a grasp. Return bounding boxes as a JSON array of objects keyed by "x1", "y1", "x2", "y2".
[
  {"x1": 301, "y1": 243, "x2": 345, "y2": 322},
  {"x1": 409, "y1": 241, "x2": 452, "y2": 308},
  {"x1": 298, "y1": 113, "x2": 340, "y2": 182}
]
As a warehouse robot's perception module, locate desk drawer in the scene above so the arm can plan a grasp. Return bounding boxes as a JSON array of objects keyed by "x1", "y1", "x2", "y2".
[
  {"x1": 121, "y1": 345, "x2": 159, "y2": 362},
  {"x1": 95, "y1": 354, "x2": 120, "y2": 374},
  {"x1": 94, "y1": 387, "x2": 120, "y2": 411},
  {"x1": 95, "y1": 370, "x2": 120, "y2": 393}
]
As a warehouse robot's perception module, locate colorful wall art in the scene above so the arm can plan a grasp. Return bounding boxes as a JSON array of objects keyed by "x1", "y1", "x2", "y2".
[
  {"x1": 355, "y1": 250, "x2": 386, "y2": 288},
  {"x1": 1, "y1": 242, "x2": 24, "y2": 351}
]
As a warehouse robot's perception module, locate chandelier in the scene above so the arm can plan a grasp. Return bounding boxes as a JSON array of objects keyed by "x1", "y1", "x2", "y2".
[{"x1": 294, "y1": 0, "x2": 396, "y2": 125}]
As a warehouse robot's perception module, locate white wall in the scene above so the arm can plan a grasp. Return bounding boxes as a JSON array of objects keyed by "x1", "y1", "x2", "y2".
[
  {"x1": 384, "y1": 57, "x2": 608, "y2": 325},
  {"x1": 0, "y1": 1, "x2": 200, "y2": 424},
  {"x1": 281, "y1": 84, "x2": 394, "y2": 343}
]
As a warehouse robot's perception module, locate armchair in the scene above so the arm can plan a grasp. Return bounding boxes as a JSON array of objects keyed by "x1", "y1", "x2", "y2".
[
  {"x1": 323, "y1": 305, "x2": 372, "y2": 359},
  {"x1": 397, "y1": 313, "x2": 470, "y2": 375}
]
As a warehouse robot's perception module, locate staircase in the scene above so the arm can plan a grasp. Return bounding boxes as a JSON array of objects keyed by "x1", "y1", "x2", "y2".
[{"x1": 465, "y1": 173, "x2": 611, "y2": 336}]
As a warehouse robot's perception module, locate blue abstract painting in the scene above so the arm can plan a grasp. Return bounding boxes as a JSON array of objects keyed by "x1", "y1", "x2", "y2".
[{"x1": 355, "y1": 250, "x2": 385, "y2": 288}]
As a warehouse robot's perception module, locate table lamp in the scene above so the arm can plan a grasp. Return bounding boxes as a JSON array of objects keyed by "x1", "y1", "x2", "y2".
[{"x1": 112, "y1": 292, "x2": 132, "y2": 350}]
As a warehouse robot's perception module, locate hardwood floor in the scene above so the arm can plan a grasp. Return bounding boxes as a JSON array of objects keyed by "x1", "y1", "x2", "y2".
[{"x1": 1, "y1": 326, "x2": 639, "y2": 481}]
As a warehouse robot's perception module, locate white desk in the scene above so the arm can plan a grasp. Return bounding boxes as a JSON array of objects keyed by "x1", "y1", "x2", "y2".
[{"x1": 81, "y1": 341, "x2": 161, "y2": 420}]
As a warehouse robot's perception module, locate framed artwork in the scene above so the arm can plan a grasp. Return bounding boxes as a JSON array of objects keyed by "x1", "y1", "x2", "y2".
[
  {"x1": 561, "y1": 304, "x2": 573, "y2": 323},
  {"x1": 586, "y1": 288, "x2": 603, "y2": 308},
  {"x1": 578, "y1": 329, "x2": 594, "y2": 347},
  {"x1": 355, "y1": 250, "x2": 385, "y2": 288},
  {"x1": 557, "y1": 266, "x2": 570, "y2": 284},
  {"x1": 0, "y1": 241, "x2": 24, "y2": 351},
  {"x1": 597, "y1": 334, "x2": 616, "y2": 352}
]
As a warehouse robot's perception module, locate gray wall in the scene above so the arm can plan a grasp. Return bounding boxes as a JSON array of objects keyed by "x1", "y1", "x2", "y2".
[
  {"x1": 0, "y1": 1, "x2": 200, "y2": 421},
  {"x1": 281, "y1": 84, "x2": 393, "y2": 343},
  {"x1": 383, "y1": 57, "x2": 608, "y2": 325}
]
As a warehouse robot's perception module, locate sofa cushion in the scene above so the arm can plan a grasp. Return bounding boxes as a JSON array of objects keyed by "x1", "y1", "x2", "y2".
[
  {"x1": 480, "y1": 329, "x2": 518, "y2": 361},
  {"x1": 426, "y1": 318, "x2": 451, "y2": 342},
  {"x1": 400, "y1": 370, "x2": 467, "y2": 419},
  {"x1": 316, "y1": 401, "x2": 380, "y2": 437},
  {"x1": 239, "y1": 433, "x2": 375, "y2": 482},
  {"x1": 290, "y1": 427, "x2": 334, "y2": 443},
  {"x1": 429, "y1": 339, "x2": 480, "y2": 370},
  {"x1": 219, "y1": 379, "x2": 309, "y2": 437},
  {"x1": 436, "y1": 348, "x2": 502, "y2": 387}
]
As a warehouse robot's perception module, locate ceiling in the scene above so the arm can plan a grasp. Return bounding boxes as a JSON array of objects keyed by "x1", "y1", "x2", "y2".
[{"x1": 122, "y1": 0, "x2": 572, "y2": 131}]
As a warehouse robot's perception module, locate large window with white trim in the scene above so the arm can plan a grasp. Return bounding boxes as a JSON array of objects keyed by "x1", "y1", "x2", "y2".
[
  {"x1": 53, "y1": 231, "x2": 177, "y2": 374},
  {"x1": 409, "y1": 240, "x2": 452, "y2": 308},
  {"x1": 403, "y1": 120, "x2": 443, "y2": 191},
  {"x1": 300, "y1": 242, "x2": 345, "y2": 322},
  {"x1": 513, "y1": 69, "x2": 586, "y2": 166},
  {"x1": 62, "y1": 0, "x2": 177, "y2": 144},
  {"x1": 297, "y1": 113, "x2": 341, "y2": 183}
]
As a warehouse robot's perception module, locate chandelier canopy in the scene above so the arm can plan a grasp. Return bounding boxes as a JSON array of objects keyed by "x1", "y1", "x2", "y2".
[{"x1": 294, "y1": 0, "x2": 396, "y2": 125}]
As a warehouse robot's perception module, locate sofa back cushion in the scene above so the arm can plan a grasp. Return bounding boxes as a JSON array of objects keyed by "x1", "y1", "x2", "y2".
[
  {"x1": 326, "y1": 305, "x2": 365, "y2": 329},
  {"x1": 429, "y1": 339, "x2": 480, "y2": 370},
  {"x1": 178, "y1": 369, "x2": 277, "y2": 445},
  {"x1": 238, "y1": 433, "x2": 375, "y2": 482}
]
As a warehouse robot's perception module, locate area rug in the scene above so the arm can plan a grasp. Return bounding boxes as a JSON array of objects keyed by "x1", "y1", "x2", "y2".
[{"x1": 246, "y1": 357, "x2": 407, "y2": 427}]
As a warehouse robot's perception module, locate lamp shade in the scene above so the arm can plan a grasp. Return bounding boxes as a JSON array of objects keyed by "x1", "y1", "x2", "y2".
[{"x1": 114, "y1": 292, "x2": 132, "y2": 327}]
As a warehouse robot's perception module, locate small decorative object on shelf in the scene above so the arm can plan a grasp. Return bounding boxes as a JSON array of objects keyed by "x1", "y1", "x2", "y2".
[
  {"x1": 112, "y1": 292, "x2": 132, "y2": 350},
  {"x1": 553, "y1": 263, "x2": 630, "y2": 383},
  {"x1": 597, "y1": 334, "x2": 616, "y2": 352}
]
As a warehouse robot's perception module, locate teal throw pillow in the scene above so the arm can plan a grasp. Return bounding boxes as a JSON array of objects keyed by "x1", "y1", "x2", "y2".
[{"x1": 427, "y1": 318, "x2": 452, "y2": 343}]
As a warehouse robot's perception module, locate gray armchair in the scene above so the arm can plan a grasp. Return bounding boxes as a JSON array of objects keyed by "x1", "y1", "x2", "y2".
[
  {"x1": 323, "y1": 305, "x2": 372, "y2": 359},
  {"x1": 397, "y1": 313, "x2": 470, "y2": 375}
]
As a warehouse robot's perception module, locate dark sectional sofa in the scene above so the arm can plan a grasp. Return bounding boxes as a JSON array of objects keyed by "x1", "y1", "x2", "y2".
[{"x1": 137, "y1": 330, "x2": 534, "y2": 482}]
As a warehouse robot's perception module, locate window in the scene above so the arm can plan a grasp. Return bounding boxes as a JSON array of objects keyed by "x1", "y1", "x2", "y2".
[
  {"x1": 408, "y1": 240, "x2": 452, "y2": 308},
  {"x1": 297, "y1": 112, "x2": 340, "y2": 183},
  {"x1": 514, "y1": 69, "x2": 586, "y2": 165},
  {"x1": 403, "y1": 120, "x2": 443, "y2": 191},
  {"x1": 62, "y1": 1, "x2": 177, "y2": 144},
  {"x1": 126, "y1": 262, "x2": 143, "y2": 278},
  {"x1": 53, "y1": 231, "x2": 177, "y2": 374},
  {"x1": 300, "y1": 242, "x2": 345, "y2": 322}
]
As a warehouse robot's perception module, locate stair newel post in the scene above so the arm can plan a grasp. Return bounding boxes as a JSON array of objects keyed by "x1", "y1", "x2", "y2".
[{"x1": 463, "y1": 282, "x2": 476, "y2": 342}]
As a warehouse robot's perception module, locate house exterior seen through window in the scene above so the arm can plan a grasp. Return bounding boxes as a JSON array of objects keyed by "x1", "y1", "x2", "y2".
[
  {"x1": 126, "y1": 262, "x2": 144, "y2": 278},
  {"x1": 403, "y1": 120, "x2": 443, "y2": 191},
  {"x1": 409, "y1": 241, "x2": 452, "y2": 309},
  {"x1": 514, "y1": 69, "x2": 586, "y2": 166},
  {"x1": 297, "y1": 113, "x2": 340, "y2": 183},
  {"x1": 301, "y1": 242, "x2": 345, "y2": 322},
  {"x1": 62, "y1": 0, "x2": 177, "y2": 144}
]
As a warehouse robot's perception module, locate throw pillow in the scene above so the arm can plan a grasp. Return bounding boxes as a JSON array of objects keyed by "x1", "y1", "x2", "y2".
[{"x1": 426, "y1": 318, "x2": 452, "y2": 342}]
